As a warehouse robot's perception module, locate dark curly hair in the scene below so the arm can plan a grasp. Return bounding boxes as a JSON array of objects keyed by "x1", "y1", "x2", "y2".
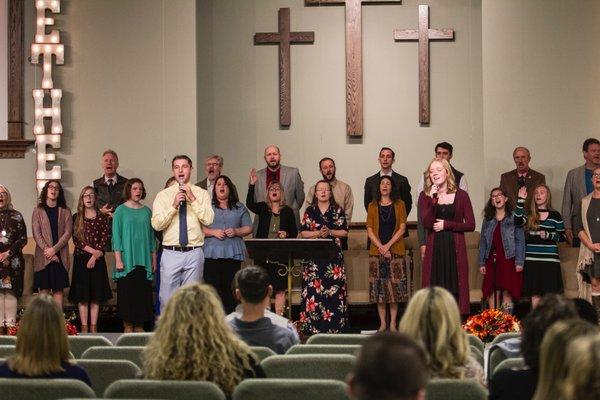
[
  {"x1": 38, "y1": 180, "x2": 67, "y2": 209},
  {"x1": 483, "y1": 187, "x2": 513, "y2": 220}
]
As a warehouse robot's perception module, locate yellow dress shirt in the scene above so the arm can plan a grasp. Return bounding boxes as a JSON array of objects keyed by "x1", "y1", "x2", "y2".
[{"x1": 151, "y1": 183, "x2": 214, "y2": 246}]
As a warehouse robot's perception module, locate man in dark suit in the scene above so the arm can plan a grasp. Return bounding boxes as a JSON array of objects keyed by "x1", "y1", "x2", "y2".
[
  {"x1": 364, "y1": 147, "x2": 412, "y2": 215},
  {"x1": 499, "y1": 146, "x2": 545, "y2": 208},
  {"x1": 195, "y1": 154, "x2": 237, "y2": 199},
  {"x1": 92, "y1": 149, "x2": 128, "y2": 217}
]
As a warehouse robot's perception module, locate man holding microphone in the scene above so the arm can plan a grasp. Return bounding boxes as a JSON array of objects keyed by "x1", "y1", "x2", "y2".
[{"x1": 152, "y1": 155, "x2": 214, "y2": 311}]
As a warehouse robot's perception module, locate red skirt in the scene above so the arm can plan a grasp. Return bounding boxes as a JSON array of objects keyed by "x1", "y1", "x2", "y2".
[{"x1": 481, "y1": 223, "x2": 523, "y2": 300}]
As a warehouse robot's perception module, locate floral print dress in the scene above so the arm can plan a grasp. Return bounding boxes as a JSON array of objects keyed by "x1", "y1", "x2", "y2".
[{"x1": 299, "y1": 204, "x2": 348, "y2": 334}]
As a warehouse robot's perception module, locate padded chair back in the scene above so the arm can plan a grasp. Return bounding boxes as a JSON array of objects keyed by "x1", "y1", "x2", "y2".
[
  {"x1": 426, "y1": 378, "x2": 487, "y2": 400},
  {"x1": 0, "y1": 336, "x2": 16, "y2": 345},
  {"x1": 104, "y1": 379, "x2": 226, "y2": 400},
  {"x1": 77, "y1": 359, "x2": 141, "y2": 396},
  {"x1": 0, "y1": 345, "x2": 15, "y2": 358},
  {"x1": 492, "y1": 357, "x2": 526, "y2": 377},
  {"x1": 233, "y1": 378, "x2": 350, "y2": 400},
  {"x1": 0, "y1": 378, "x2": 95, "y2": 400},
  {"x1": 68, "y1": 335, "x2": 113, "y2": 358},
  {"x1": 466, "y1": 335, "x2": 484, "y2": 353},
  {"x1": 306, "y1": 333, "x2": 368, "y2": 345},
  {"x1": 469, "y1": 345, "x2": 484, "y2": 367},
  {"x1": 81, "y1": 346, "x2": 144, "y2": 368},
  {"x1": 115, "y1": 333, "x2": 154, "y2": 347},
  {"x1": 490, "y1": 332, "x2": 520, "y2": 346},
  {"x1": 488, "y1": 346, "x2": 509, "y2": 380},
  {"x1": 261, "y1": 354, "x2": 355, "y2": 381},
  {"x1": 249, "y1": 346, "x2": 276, "y2": 361},
  {"x1": 286, "y1": 344, "x2": 361, "y2": 356}
]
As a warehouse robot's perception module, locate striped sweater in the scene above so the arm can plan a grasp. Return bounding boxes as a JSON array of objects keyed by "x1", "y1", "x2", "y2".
[{"x1": 514, "y1": 198, "x2": 565, "y2": 263}]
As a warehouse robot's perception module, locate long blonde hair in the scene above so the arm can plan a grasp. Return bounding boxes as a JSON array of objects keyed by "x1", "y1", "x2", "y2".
[
  {"x1": 74, "y1": 186, "x2": 97, "y2": 243},
  {"x1": 0, "y1": 184, "x2": 13, "y2": 210},
  {"x1": 143, "y1": 284, "x2": 257, "y2": 395},
  {"x1": 562, "y1": 334, "x2": 600, "y2": 400},
  {"x1": 8, "y1": 295, "x2": 72, "y2": 376},
  {"x1": 533, "y1": 319, "x2": 598, "y2": 400},
  {"x1": 399, "y1": 287, "x2": 469, "y2": 379},
  {"x1": 526, "y1": 184, "x2": 554, "y2": 231},
  {"x1": 423, "y1": 158, "x2": 457, "y2": 196}
]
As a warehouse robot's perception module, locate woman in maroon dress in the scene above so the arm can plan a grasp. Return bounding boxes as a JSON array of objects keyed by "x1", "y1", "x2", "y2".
[
  {"x1": 418, "y1": 159, "x2": 475, "y2": 315},
  {"x1": 478, "y1": 187, "x2": 525, "y2": 311}
]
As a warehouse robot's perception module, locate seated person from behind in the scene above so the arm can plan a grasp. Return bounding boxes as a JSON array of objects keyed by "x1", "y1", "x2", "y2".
[
  {"x1": 228, "y1": 266, "x2": 299, "y2": 354},
  {"x1": 0, "y1": 295, "x2": 91, "y2": 385}
]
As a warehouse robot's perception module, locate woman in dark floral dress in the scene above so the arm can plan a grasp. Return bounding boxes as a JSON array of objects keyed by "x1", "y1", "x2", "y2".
[
  {"x1": 299, "y1": 180, "x2": 348, "y2": 334},
  {"x1": 0, "y1": 185, "x2": 27, "y2": 333}
]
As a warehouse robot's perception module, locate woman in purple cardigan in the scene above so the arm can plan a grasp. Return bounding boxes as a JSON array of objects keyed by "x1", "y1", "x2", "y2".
[
  {"x1": 418, "y1": 159, "x2": 475, "y2": 315},
  {"x1": 31, "y1": 180, "x2": 72, "y2": 308}
]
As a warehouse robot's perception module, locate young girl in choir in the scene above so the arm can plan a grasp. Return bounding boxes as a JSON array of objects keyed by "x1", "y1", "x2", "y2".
[
  {"x1": 515, "y1": 184, "x2": 565, "y2": 308},
  {"x1": 69, "y1": 186, "x2": 113, "y2": 333},
  {"x1": 31, "y1": 180, "x2": 72, "y2": 307},
  {"x1": 478, "y1": 187, "x2": 525, "y2": 311}
]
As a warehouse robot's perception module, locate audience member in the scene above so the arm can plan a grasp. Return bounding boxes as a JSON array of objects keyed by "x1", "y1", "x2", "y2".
[
  {"x1": 93, "y1": 149, "x2": 128, "y2": 217},
  {"x1": 228, "y1": 266, "x2": 299, "y2": 354},
  {"x1": 366, "y1": 176, "x2": 408, "y2": 332},
  {"x1": 499, "y1": 146, "x2": 545, "y2": 209},
  {"x1": 299, "y1": 180, "x2": 348, "y2": 334},
  {"x1": 515, "y1": 185, "x2": 565, "y2": 308},
  {"x1": 196, "y1": 154, "x2": 238, "y2": 200},
  {"x1": 203, "y1": 175, "x2": 252, "y2": 313},
  {"x1": 489, "y1": 294, "x2": 578, "y2": 400},
  {"x1": 252, "y1": 145, "x2": 305, "y2": 228},
  {"x1": 417, "y1": 142, "x2": 468, "y2": 260},
  {"x1": 31, "y1": 180, "x2": 72, "y2": 307},
  {"x1": 398, "y1": 287, "x2": 484, "y2": 386},
  {"x1": 562, "y1": 334, "x2": 600, "y2": 400},
  {"x1": 143, "y1": 283, "x2": 265, "y2": 396},
  {"x1": 0, "y1": 295, "x2": 91, "y2": 385},
  {"x1": 112, "y1": 178, "x2": 156, "y2": 332},
  {"x1": 151, "y1": 155, "x2": 214, "y2": 311},
  {"x1": 478, "y1": 187, "x2": 525, "y2": 310},
  {"x1": 69, "y1": 186, "x2": 112, "y2": 333},
  {"x1": 532, "y1": 319, "x2": 598, "y2": 400},
  {"x1": 0, "y1": 185, "x2": 26, "y2": 333},
  {"x1": 364, "y1": 147, "x2": 412, "y2": 217},
  {"x1": 246, "y1": 172, "x2": 298, "y2": 315},
  {"x1": 573, "y1": 166, "x2": 600, "y2": 313},
  {"x1": 417, "y1": 159, "x2": 475, "y2": 315},
  {"x1": 563, "y1": 138, "x2": 600, "y2": 245},
  {"x1": 347, "y1": 332, "x2": 429, "y2": 400},
  {"x1": 571, "y1": 298, "x2": 598, "y2": 325}
]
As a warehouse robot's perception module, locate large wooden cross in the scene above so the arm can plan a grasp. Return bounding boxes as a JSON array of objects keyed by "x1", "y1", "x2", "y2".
[
  {"x1": 254, "y1": 8, "x2": 315, "y2": 128},
  {"x1": 394, "y1": 5, "x2": 454, "y2": 124},
  {"x1": 306, "y1": 0, "x2": 401, "y2": 137}
]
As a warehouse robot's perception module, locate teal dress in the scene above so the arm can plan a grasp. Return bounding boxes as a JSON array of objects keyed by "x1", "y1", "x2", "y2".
[{"x1": 112, "y1": 204, "x2": 156, "y2": 323}]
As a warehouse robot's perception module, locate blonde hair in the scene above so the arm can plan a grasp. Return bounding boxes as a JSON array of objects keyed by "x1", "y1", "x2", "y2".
[
  {"x1": 0, "y1": 184, "x2": 13, "y2": 210},
  {"x1": 74, "y1": 186, "x2": 97, "y2": 243},
  {"x1": 399, "y1": 287, "x2": 469, "y2": 379},
  {"x1": 143, "y1": 284, "x2": 257, "y2": 395},
  {"x1": 533, "y1": 319, "x2": 598, "y2": 400},
  {"x1": 562, "y1": 334, "x2": 600, "y2": 400},
  {"x1": 526, "y1": 184, "x2": 553, "y2": 231},
  {"x1": 423, "y1": 158, "x2": 457, "y2": 196},
  {"x1": 8, "y1": 295, "x2": 72, "y2": 376}
]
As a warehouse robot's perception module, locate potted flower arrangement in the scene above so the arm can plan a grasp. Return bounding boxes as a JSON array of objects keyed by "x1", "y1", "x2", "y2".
[
  {"x1": 463, "y1": 308, "x2": 520, "y2": 342},
  {"x1": 6, "y1": 311, "x2": 78, "y2": 336}
]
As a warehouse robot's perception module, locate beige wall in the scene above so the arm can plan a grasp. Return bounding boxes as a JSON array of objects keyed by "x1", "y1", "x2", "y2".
[
  {"x1": 482, "y1": 0, "x2": 600, "y2": 209},
  {"x1": 198, "y1": 0, "x2": 484, "y2": 223},
  {"x1": 1, "y1": 0, "x2": 197, "y2": 220}
]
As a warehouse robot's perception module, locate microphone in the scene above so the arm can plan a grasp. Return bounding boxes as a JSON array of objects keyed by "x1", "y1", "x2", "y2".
[
  {"x1": 432, "y1": 185, "x2": 438, "y2": 203},
  {"x1": 178, "y1": 180, "x2": 186, "y2": 207}
]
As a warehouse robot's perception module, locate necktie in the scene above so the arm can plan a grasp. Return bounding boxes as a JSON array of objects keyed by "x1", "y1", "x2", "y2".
[
  {"x1": 107, "y1": 179, "x2": 114, "y2": 193},
  {"x1": 179, "y1": 203, "x2": 188, "y2": 247}
]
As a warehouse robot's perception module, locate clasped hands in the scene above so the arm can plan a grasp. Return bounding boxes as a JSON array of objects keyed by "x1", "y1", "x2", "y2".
[{"x1": 212, "y1": 228, "x2": 238, "y2": 240}]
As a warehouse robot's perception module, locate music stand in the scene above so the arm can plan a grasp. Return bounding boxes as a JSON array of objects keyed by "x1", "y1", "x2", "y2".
[{"x1": 246, "y1": 238, "x2": 338, "y2": 319}]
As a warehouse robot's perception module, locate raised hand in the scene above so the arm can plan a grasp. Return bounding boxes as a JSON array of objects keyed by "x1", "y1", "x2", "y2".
[{"x1": 249, "y1": 168, "x2": 258, "y2": 185}]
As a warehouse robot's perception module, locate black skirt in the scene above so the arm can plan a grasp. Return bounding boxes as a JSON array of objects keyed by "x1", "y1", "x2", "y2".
[
  {"x1": 68, "y1": 253, "x2": 113, "y2": 303},
  {"x1": 116, "y1": 266, "x2": 153, "y2": 323},
  {"x1": 34, "y1": 261, "x2": 69, "y2": 291}
]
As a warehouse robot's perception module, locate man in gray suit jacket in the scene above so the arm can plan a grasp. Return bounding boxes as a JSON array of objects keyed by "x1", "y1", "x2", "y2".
[
  {"x1": 563, "y1": 138, "x2": 600, "y2": 246},
  {"x1": 253, "y1": 145, "x2": 305, "y2": 228}
]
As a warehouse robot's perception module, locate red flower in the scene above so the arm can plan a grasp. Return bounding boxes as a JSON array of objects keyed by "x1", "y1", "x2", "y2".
[
  {"x1": 305, "y1": 296, "x2": 317, "y2": 312},
  {"x1": 311, "y1": 279, "x2": 323, "y2": 293},
  {"x1": 322, "y1": 309, "x2": 333, "y2": 321},
  {"x1": 332, "y1": 266, "x2": 343, "y2": 280},
  {"x1": 463, "y1": 309, "x2": 519, "y2": 342}
]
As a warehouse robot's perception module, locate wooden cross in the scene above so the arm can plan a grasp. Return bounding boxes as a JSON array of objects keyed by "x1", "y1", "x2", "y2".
[
  {"x1": 254, "y1": 8, "x2": 315, "y2": 128},
  {"x1": 394, "y1": 5, "x2": 454, "y2": 124},
  {"x1": 306, "y1": 0, "x2": 401, "y2": 137}
]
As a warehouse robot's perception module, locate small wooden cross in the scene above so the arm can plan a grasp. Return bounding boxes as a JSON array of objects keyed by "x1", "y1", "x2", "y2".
[
  {"x1": 394, "y1": 5, "x2": 454, "y2": 124},
  {"x1": 306, "y1": 0, "x2": 402, "y2": 137},
  {"x1": 254, "y1": 8, "x2": 315, "y2": 128}
]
